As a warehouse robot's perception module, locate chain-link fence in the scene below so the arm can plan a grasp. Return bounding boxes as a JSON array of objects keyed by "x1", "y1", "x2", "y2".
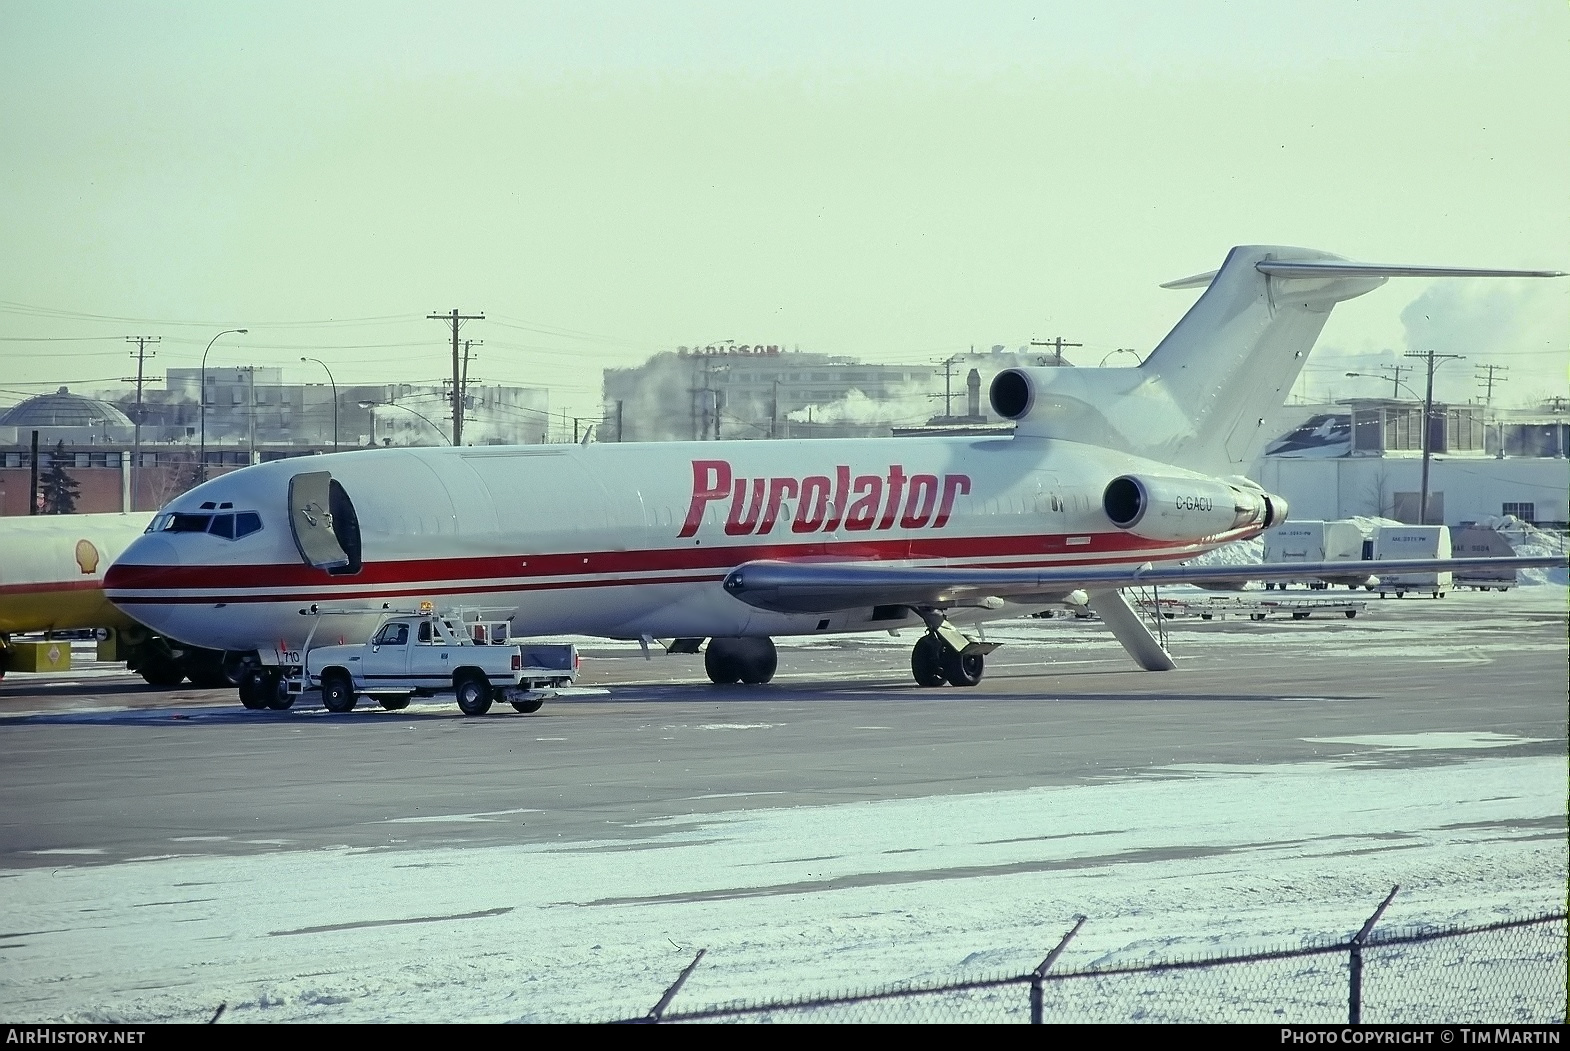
[{"x1": 609, "y1": 893, "x2": 1566, "y2": 1024}]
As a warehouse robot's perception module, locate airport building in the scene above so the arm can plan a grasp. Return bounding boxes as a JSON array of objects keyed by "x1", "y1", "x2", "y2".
[{"x1": 1253, "y1": 399, "x2": 1570, "y2": 528}]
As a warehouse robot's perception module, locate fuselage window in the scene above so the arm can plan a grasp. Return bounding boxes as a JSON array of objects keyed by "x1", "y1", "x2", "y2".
[{"x1": 235, "y1": 512, "x2": 262, "y2": 538}]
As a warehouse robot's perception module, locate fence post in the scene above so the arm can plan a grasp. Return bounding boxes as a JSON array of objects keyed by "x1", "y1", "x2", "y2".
[
  {"x1": 1349, "y1": 886, "x2": 1399, "y2": 1025},
  {"x1": 642, "y1": 948, "x2": 706, "y2": 1023},
  {"x1": 1031, "y1": 916, "x2": 1087, "y2": 1024}
]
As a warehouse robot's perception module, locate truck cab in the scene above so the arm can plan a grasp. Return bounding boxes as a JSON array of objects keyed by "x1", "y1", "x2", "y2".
[{"x1": 266, "y1": 605, "x2": 579, "y2": 716}]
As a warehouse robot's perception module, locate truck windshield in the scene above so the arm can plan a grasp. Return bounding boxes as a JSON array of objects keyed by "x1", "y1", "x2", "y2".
[{"x1": 373, "y1": 623, "x2": 408, "y2": 646}]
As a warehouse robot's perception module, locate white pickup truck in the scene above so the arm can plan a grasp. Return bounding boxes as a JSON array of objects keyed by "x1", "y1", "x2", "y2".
[{"x1": 282, "y1": 607, "x2": 579, "y2": 716}]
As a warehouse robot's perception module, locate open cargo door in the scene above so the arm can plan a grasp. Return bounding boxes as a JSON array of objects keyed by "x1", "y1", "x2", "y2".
[{"x1": 288, "y1": 471, "x2": 362, "y2": 573}]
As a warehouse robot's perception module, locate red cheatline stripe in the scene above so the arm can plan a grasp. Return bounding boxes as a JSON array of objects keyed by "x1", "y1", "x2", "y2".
[
  {"x1": 107, "y1": 540, "x2": 1222, "y2": 608},
  {"x1": 103, "y1": 528, "x2": 1210, "y2": 593}
]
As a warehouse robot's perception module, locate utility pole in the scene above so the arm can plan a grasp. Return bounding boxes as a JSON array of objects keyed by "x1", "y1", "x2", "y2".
[
  {"x1": 124, "y1": 336, "x2": 159, "y2": 511},
  {"x1": 1474, "y1": 363, "x2": 1509, "y2": 404},
  {"x1": 1374, "y1": 363, "x2": 1414, "y2": 400},
  {"x1": 429, "y1": 309, "x2": 484, "y2": 446},
  {"x1": 461, "y1": 338, "x2": 481, "y2": 429},
  {"x1": 1405, "y1": 347, "x2": 1465, "y2": 526},
  {"x1": 935, "y1": 354, "x2": 964, "y2": 416},
  {"x1": 1031, "y1": 337, "x2": 1082, "y2": 367},
  {"x1": 241, "y1": 366, "x2": 257, "y2": 464}
]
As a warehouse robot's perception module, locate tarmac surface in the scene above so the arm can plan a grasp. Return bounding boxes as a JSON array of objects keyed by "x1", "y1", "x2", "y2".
[{"x1": 1, "y1": 587, "x2": 1564, "y2": 872}]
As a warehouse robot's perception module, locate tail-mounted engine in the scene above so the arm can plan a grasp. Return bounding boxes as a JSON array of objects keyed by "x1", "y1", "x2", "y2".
[{"x1": 1102, "y1": 474, "x2": 1288, "y2": 541}]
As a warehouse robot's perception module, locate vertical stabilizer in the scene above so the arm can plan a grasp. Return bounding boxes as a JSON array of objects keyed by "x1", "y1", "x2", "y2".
[{"x1": 989, "y1": 246, "x2": 1564, "y2": 472}]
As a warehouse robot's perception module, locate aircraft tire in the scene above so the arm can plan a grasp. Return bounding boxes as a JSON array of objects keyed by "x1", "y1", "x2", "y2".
[
  {"x1": 512, "y1": 699, "x2": 544, "y2": 714},
  {"x1": 737, "y1": 638, "x2": 777, "y2": 685},
  {"x1": 940, "y1": 647, "x2": 984, "y2": 688},
  {"x1": 703, "y1": 642, "x2": 741, "y2": 685},
  {"x1": 455, "y1": 673, "x2": 493, "y2": 716},
  {"x1": 237, "y1": 671, "x2": 267, "y2": 710},
  {"x1": 184, "y1": 651, "x2": 232, "y2": 689},
  {"x1": 378, "y1": 695, "x2": 411, "y2": 711},
  {"x1": 321, "y1": 671, "x2": 357, "y2": 713},
  {"x1": 253, "y1": 670, "x2": 293, "y2": 710},
  {"x1": 139, "y1": 655, "x2": 186, "y2": 689},
  {"x1": 910, "y1": 636, "x2": 947, "y2": 688}
]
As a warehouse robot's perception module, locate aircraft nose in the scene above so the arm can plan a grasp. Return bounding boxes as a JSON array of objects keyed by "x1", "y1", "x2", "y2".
[
  {"x1": 133, "y1": 535, "x2": 180, "y2": 566},
  {"x1": 103, "y1": 534, "x2": 180, "y2": 591}
]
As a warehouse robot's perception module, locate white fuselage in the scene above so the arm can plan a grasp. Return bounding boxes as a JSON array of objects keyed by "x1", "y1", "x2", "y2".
[{"x1": 104, "y1": 435, "x2": 1260, "y2": 654}]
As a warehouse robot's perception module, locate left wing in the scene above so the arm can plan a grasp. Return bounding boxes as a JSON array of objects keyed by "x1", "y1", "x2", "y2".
[{"x1": 722, "y1": 555, "x2": 1562, "y2": 614}]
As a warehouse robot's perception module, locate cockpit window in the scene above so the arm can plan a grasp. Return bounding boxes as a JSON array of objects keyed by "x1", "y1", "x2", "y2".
[
  {"x1": 165, "y1": 513, "x2": 213, "y2": 533},
  {"x1": 149, "y1": 510, "x2": 264, "y2": 540}
]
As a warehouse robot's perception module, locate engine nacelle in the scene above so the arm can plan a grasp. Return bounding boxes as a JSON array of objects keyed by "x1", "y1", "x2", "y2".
[{"x1": 1102, "y1": 474, "x2": 1288, "y2": 541}]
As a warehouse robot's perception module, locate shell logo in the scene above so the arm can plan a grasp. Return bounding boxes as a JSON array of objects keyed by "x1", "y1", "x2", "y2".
[{"x1": 75, "y1": 539, "x2": 100, "y2": 575}]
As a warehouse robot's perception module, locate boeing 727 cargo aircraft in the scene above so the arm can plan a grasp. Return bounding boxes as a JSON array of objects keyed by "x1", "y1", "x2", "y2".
[{"x1": 103, "y1": 245, "x2": 1565, "y2": 706}]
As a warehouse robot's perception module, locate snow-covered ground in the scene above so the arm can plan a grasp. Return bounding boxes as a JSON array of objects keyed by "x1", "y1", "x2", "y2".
[{"x1": 2, "y1": 726, "x2": 1563, "y2": 1023}]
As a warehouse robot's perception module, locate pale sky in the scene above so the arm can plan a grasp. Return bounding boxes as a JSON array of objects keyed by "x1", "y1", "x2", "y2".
[{"x1": 2, "y1": 1, "x2": 1566, "y2": 428}]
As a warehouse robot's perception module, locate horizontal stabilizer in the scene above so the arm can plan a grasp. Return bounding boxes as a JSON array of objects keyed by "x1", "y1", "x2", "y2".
[
  {"x1": 1163, "y1": 259, "x2": 1566, "y2": 291},
  {"x1": 1255, "y1": 260, "x2": 1568, "y2": 280},
  {"x1": 1159, "y1": 269, "x2": 1219, "y2": 290}
]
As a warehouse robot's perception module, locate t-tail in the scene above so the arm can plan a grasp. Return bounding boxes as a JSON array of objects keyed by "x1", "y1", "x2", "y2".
[{"x1": 987, "y1": 245, "x2": 1565, "y2": 472}]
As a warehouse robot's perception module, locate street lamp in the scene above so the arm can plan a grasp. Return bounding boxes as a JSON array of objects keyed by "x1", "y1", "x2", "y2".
[
  {"x1": 197, "y1": 328, "x2": 248, "y2": 479},
  {"x1": 300, "y1": 357, "x2": 339, "y2": 450},
  {"x1": 357, "y1": 400, "x2": 452, "y2": 446}
]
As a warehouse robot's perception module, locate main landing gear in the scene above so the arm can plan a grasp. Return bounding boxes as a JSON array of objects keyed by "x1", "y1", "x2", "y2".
[
  {"x1": 909, "y1": 611, "x2": 996, "y2": 688},
  {"x1": 704, "y1": 637, "x2": 778, "y2": 685}
]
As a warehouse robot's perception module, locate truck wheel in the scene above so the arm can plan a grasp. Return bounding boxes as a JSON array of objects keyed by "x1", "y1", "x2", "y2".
[
  {"x1": 321, "y1": 671, "x2": 357, "y2": 713},
  {"x1": 512, "y1": 699, "x2": 544, "y2": 714},
  {"x1": 455, "y1": 673, "x2": 492, "y2": 716},
  {"x1": 378, "y1": 695, "x2": 411, "y2": 711}
]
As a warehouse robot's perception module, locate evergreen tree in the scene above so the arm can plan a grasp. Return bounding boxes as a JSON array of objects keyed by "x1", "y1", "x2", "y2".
[{"x1": 41, "y1": 440, "x2": 81, "y2": 514}]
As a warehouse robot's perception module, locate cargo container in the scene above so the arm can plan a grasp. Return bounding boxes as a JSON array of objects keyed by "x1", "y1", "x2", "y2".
[
  {"x1": 1373, "y1": 525, "x2": 1452, "y2": 597},
  {"x1": 1449, "y1": 525, "x2": 1518, "y2": 591},
  {"x1": 1261, "y1": 519, "x2": 1371, "y2": 590}
]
